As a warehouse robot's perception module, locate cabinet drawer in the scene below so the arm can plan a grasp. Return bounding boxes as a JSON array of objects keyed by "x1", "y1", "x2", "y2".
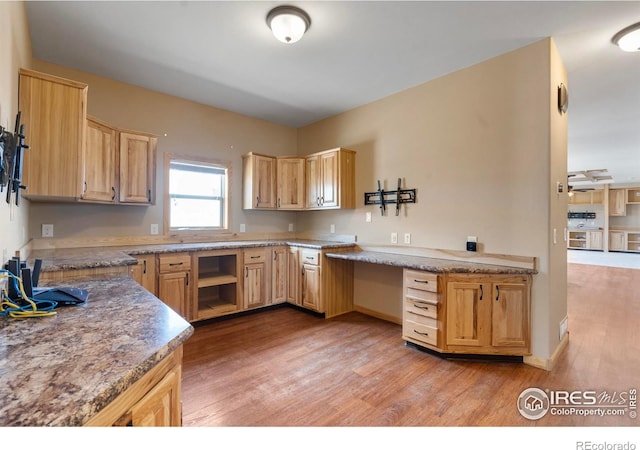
[
  {"x1": 405, "y1": 270, "x2": 438, "y2": 292},
  {"x1": 403, "y1": 319, "x2": 438, "y2": 346},
  {"x1": 158, "y1": 253, "x2": 191, "y2": 273},
  {"x1": 300, "y1": 249, "x2": 320, "y2": 266},
  {"x1": 243, "y1": 248, "x2": 267, "y2": 264},
  {"x1": 405, "y1": 298, "x2": 437, "y2": 319}
]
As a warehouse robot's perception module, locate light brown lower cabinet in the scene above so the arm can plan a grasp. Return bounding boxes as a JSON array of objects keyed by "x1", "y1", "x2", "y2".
[
  {"x1": 402, "y1": 270, "x2": 532, "y2": 356},
  {"x1": 243, "y1": 248, "x2": 269, "y2": 309},
  {"x1": 157, "y1": 253, "x2": 191, "y2": 320},
  {"x1": 129, "y1": 255, "x2": 157, "y2": 295},
  {"x1": 445, "y1": 274, "x2": 531, "y2": 355},
  {"x1": 271, "y1": 247, "x2": 288, "y2": 304},
  {"x1": 85, "y1": 346, "x2": 183, "y2": 426}
]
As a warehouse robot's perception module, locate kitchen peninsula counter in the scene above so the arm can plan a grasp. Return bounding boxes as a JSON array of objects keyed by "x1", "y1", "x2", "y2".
[{"x1": 0, "y1": 275, "x2": 193, "y2": 426}]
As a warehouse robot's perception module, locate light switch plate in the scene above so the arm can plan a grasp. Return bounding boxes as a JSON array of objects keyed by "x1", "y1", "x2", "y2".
[
  {"x1": 150, "y1": 224, "x2": 159, "y2": 235},
  {"x1": 240, "y1": 224, "x2": 246, "y2": 233},
  {"x1": 391, "y1": 232, "x2": 398, "y2": 244},
  {"x1": 404, "y1": 233, "x2": 411, "y2": 244}
]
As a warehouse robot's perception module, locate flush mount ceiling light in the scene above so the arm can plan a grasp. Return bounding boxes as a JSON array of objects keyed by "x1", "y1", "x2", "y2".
[
  {"x1": 612, "y1": 22, "x2": 640, "y2": 52},
  {"x1": 266, "y1": 5, "x2": 311, "y2": 44}
]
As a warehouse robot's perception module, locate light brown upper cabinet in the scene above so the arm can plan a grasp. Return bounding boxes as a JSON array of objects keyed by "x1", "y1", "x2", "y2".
[
  {"x1": 304, "y1": 148, "x2": 355, "y2": 210},
  {"x1": 19, "y1": 68, "x2": 88, "y2": 200},
  {"x1": 242, "y1": 148, "x2": 355, "y2": 211},
  {"x1": 242, "y1": 153, "x2": 277, "y2": 209},
  {"x1": 608, "y1": 189, "x2": 626, "y2": 216},
  {"x1": 84, "y1": 117, "x2": 117, "y2": 202},
  {"x1": 276, "y1": 156, "x2": 305, "y2": 210},
  {"x1": 18, "y1": 68, "x2": 156, "y2": 205},
  {"x1": 119, "y1": 131, "x2": 157, "y2": 204}
]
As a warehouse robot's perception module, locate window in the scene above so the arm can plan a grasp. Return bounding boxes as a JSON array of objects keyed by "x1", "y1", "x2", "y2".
[{"x1": 165, "y1": 154, "x2": 230, "y2": 232}]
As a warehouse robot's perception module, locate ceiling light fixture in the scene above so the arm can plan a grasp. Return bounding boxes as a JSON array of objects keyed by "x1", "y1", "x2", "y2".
[
  {"x1": 266, "y1": 5, "x2": 311, "y2": 44},
  {"x1": 612, "y1": 22, "x2": 640, "y2": 52}
]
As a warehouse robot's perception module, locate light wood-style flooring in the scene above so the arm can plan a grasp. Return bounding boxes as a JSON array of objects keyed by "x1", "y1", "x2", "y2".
[{"x1": 181, "y1": 263, "x2": 640, "y2": 426}]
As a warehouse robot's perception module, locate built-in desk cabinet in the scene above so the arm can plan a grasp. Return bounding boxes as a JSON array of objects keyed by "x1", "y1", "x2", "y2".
[
  {"x1": 567, "y1": 230, "x2": 603, "y2": 251},
  {"x1": 192, "y1": 250, "x2": 241, "y2": 321},
  {"x1": 402, "y1": 269, "x2": 532, "y2": 356}
]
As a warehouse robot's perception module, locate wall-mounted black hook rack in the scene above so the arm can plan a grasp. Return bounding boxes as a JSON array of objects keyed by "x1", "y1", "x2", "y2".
[{"x1": 364, "y1": 178, "x2": 417, "y2": 216}]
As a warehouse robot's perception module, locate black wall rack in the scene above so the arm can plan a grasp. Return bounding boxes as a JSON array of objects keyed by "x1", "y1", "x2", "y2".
[{"x1": 364, "y1": 178, "x2": 416, "y2": 216}]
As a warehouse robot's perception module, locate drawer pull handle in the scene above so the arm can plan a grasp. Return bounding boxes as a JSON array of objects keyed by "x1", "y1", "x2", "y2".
[
  {"x1": 414, "y1": 304, "x2": 430, "y2": 310},
  {"x1": 414, "y1": 329, "x2": 429, "y2": 336},
  {"x1": 250, "y1": 255, "x2": 260, "y2": 259},
  {"x1": 169, "y1": 262, "x2": 184, "y2": 266},
  {"x1": 414, "y1": 279, "x2": 429, "y2": 284},
  {"x1": 306, "y1": 257, "x2": 315, "y2": 260}
]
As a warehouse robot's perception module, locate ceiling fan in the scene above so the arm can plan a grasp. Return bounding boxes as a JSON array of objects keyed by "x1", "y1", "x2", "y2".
[{"x1": 567, "y1": 169, "x2": 611, "y2": 196}]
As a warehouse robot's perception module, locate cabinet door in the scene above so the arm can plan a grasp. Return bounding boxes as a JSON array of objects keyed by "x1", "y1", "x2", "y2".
[
  {"x1": 587, "y1": 231, "x2": 603, "y2": 250},
  {"x1": 244, "y1": 263, "x2": 267, "y2": 309},
  {"x1": 305, "y1": 155, "x2": 321, "y2": 209},
  {"x1": 119, "y1": 132, "x2": 156, "y2": 204},
  {"x1": 609, "y1": 232, "x2": 626, "y2": 251},
  {"x1": 491, "y1": 282, "x2": 530, "y2": 349},
  {"x1": 319, "y1": 151, "x2": 339, "y2": 208},
  {"x1": 301, "y1": 264, "x2": 321, "y2": 311},
  {"x1": 158, "y1": 271, "x2": 189, "y2": 319},
  {"x1": 277, "y1": 157, "x2": 305, "y2": 209},
  {"x1": 287, "y1": 247, "x2": 300, "y2": 304},
  {"x1": 19, "y1": 69, "x2": 88, "y2": 199},
  {"x1": 271, "y1": 247, "x2": 288, "y2": 304},
  {"x1": 446, "y1": 282, "x2": 490, "y2": 347},
  {"x1": 243, "y1": 154, "x2": 276, "y2": 209},
  {"x1": 130, "y1": 367, "x2": 181, "y2": 426},
  {"x1": 129, "y1": 255, "x2": 157, "y2": 295},
  {"x1": 83, "y1": 118, "x2": 117, "y2": 202},
  {"x1": 609, "y1": 189, "x2": 627, "y2": 216}
]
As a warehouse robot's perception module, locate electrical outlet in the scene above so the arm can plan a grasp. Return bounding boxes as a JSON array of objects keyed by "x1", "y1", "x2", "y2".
[
  {"x1": 2, "y1": 248, "x2": 7, "y2": 264},
  {"x1": 42, "y1": 224, "x2": 54, "y2": 238},
  {"x1": 240, "y1": 224, "x2": 246, "y2": 233},
  {"x1": 404, "y1": 233, "x2": 411, "y2": 244},
  {"x1": 330, "y1": 224, "x2": 335, "y2": 233},
  {"x1": 559, "y1": 316, "x2": 569, "y2": 340},
  {"x1": 150, "y1": 224, "x2": 159, "y2": 235},
  {"x1": 391, "y1": 232, "x2": 398, "y2": 244},
  {"x1": 365, "y1": 212, "x2": 372, "y2": 223},
  {"x1": 288, "y1": 223, "x2": 294, "y2": 232}
]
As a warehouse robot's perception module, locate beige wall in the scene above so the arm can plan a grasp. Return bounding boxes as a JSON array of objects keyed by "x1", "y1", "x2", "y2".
[
  {"x1": 297, "y1": 38, "x2": 568, "y2": 360},
  {"x1": 0, "y1": 2, "x2": 32, "y2": 264},
  {"x1": 28, "y1": 59, "x2": 299, "y2": 239}
]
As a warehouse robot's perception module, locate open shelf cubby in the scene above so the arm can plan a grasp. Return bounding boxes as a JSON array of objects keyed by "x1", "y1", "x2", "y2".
[{"x1": 195, "y1": 251, "x2": 240, "y2": 320}]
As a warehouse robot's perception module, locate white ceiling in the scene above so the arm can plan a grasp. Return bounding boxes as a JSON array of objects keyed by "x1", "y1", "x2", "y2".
[{"x1": 25, "y1": 1, "x2": 640, "y2": 184}]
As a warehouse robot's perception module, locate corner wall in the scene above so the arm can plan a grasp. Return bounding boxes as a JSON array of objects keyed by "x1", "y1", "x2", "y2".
[
  {"x1": 297, "y1": 38, "x2": 568, "y2": 362},
  {"x1": 0, "y1": 2, "x2": 32, "y2": 263}
]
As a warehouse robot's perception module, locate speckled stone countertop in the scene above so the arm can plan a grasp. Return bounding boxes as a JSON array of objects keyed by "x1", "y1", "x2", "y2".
[
  {"x1": 29, "y1": 240, "x2": 356, "y2": 272},
  {"x1": 0, "y1": 275, "x2": 193, "y2": 426},
  {"x1": 325, "y1": 250, "x2": 536, "y2": 274}
]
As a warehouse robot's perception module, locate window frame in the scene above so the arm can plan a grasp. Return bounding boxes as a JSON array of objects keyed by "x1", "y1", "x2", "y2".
[{"x1": 163, "y1": 153, "x2": 232, "y2": 236}]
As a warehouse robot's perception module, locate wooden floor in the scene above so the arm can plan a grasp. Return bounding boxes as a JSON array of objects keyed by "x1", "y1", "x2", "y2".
[{"x1": 181, "y1": 263, "x2": 640, "y2": 426}]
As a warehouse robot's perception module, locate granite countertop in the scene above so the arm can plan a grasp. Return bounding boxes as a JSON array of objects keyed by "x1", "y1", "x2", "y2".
[
  {"x1": 325, "y1": 250, "x2": 537, "y2": 274},
  {"x1": 29, "y1": 239, "x2": 356, "y2": 273},
  {"x1": 0, "y1": 275, "x2": 193, "y2": 426}
]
